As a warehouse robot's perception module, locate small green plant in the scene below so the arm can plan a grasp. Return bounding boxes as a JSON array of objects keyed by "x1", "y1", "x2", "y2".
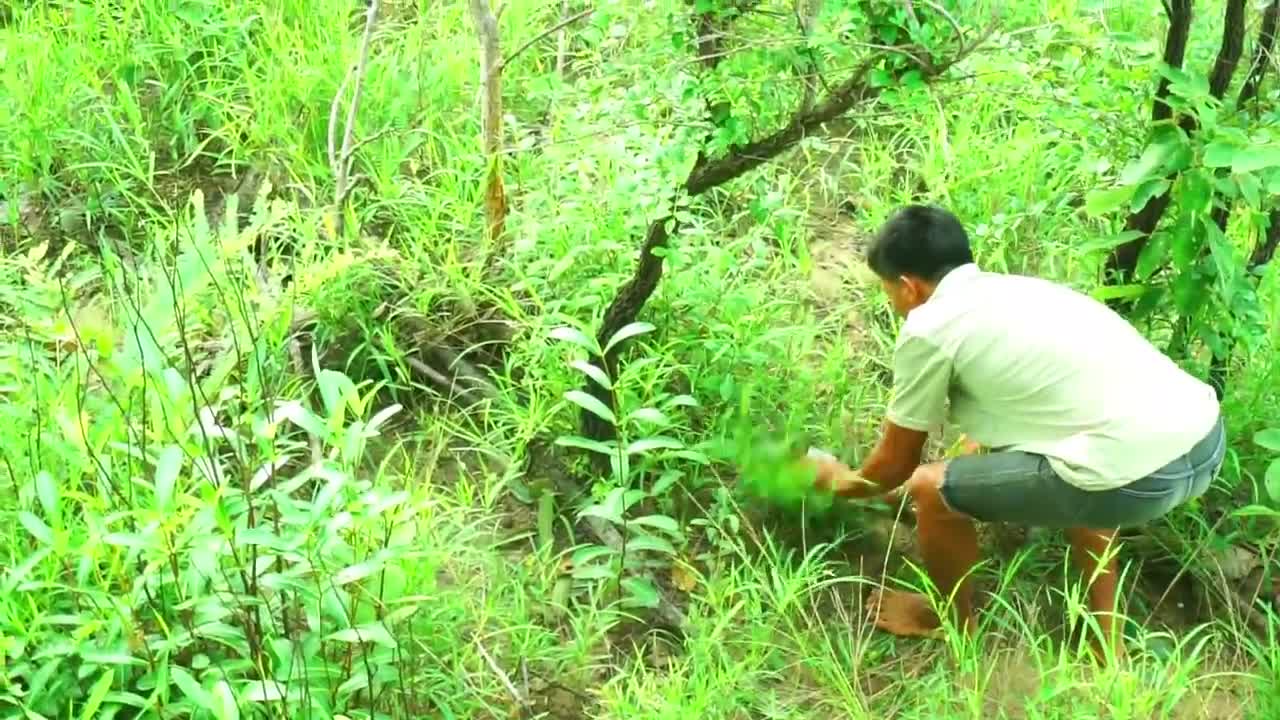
[{"x1": 549, "y1": 320, "x2": 703, "y2": 611}]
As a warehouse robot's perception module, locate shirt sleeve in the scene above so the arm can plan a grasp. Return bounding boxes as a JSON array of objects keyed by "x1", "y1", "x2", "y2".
[{"x1": 885, "y1": 331, "x2": 951, "y2": 433}]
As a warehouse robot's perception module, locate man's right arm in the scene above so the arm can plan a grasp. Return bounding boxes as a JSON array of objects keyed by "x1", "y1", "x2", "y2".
[{"x1": 814, "y1": 331, "x2": 952, "y2": 498}]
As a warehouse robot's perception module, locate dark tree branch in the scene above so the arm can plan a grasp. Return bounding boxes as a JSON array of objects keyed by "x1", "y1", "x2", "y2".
[
  {"x1": 582, "y1": 31, "x2": 990, "y2": 442},
  {"x1": 1107, "y1": 0, "x2": 1194, "y2": 284},
  {"x1": 1208, "y1": 0, "x2": 1247, "y2": 99},
  {"x1": 1239, "y1": 0, "x2": 1279, "y2": 107},
  {"x1": 1152, "y1": 0, "x2": 1195, "y2": 124},
  {"x1": 1108, "y1": 0, "x2": 1252, "y2": 286}
]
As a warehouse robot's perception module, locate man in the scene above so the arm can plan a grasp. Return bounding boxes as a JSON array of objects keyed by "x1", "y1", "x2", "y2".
[{"x1": 809, "y1": 205, "x2": 1225, "y2": 658}]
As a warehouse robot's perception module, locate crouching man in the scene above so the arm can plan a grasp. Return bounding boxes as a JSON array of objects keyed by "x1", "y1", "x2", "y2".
[{"x1": 810, "y1": 205, "x2": 1225, "y2": 659}]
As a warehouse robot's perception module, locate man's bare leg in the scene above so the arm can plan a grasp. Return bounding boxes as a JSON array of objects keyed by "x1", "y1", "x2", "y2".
[
  {"x1": 869, "y1": 463, "x2": 980, "y2": 636},
  {"x1": 1065, "y1": 527, "x2": 1123, "y2": 662}
]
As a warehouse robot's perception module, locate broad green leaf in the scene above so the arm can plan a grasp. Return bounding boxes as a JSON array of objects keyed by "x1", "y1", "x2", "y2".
[
  {"x1": 1119, "y1": 138, "x2": 1177, "y2": 185},
  {"x1": 35, "y1": 471, "x2": 59, "y2": 523},
  {"x1": 1169, "y1": 213, "x2": 1198, "y2": 269},
  {"x1": 627, "y1": 408, "x2": 671, "y2": 426},
  {"x1": 570, "y1": 360, "x2": 612, "y2": 389},
  {"x1": 154, "y1": 445, "x2": 183, "y2": 513},
  {"x1": 1265, "y1": 460, "x2": 1280, "y2": 505},
  {"x1": 81, "y1": 649, "x2": 144, "y2": 666},
  {"x1": 327, "y1": 623, "x2": 397, "y2": 648},
  {"x1": 335, "y1": 557, "x2": 386, "y2": 586},
  {"x1": 603, "y1": 322, "x2": 656, "y2": 353},
  {"x1": 1134, "y1": 230, "x2": 1172, "y2": 279},
  {"x1": 665, "y1": 394, "x2": 700, "y2": 408},
  {"x1": 1079, "y1": 230, "x2": 1145, "y2": 253},
  {"x1": 1171, "y1": 269, "x2": 1208, "y2": 315},
  {"x1": 1255, "y1": 429, "x2": 1280, "y2": 452},
  {"x1": 564, "y1": 390, "x2": 616, "y2": 425},
  {"x1": 626, "y1": 437, "x2": 683, "y2": 454},
  {"x1": 210, "y1": 680, "x2": 239, "y2": 720},
  {"x1": 18, "y1": 512, "x2": 53, "y2": 545},
  {"x1": 554, "y1": 435, "x2": 617, "y2": 456},
  {"x1": 1203, "y1": 141, "x2": 1237, "y2": 168},
  {"x1": 1129, "y1": 179, "x2": 1170, "y2": 214},
  {"x1": 621, "y1": 576, "x2": 661, "y2": 608},
  {"x1": 316, "y1": 369, "x2": 355, "y2": 419},
  {"x1": 652, "y1": 469, "x2": 683, "y2": 496},
  {"x1": 625, "y1": 534, "x2": 677, "y2": 555},
  {"x1": 580, "y1": 489, "x2": 626, "y2": 525},
  {"x1": 1084, "y1": 186, "x2": 1132, "y2": 217},
  {"x1": 549, "y1": 326, "x2": 598, "y2": 354},
  {"x1": 570, "y1": 545, "x2": 617, "y2": 567},
  {"x1": 365, "y1": 403, "x2": 403, "y2": 434},
  {"x1": 1089, "y1": 284, "x2": 1147, "y2": 302},
  {"x1": 1179, "y1": 170, "x2": 1214, "y2": 212},
  {"x1": 242, "y1": 680, "x2": 289, "y2": 702},
  {"x1": 573, "y1": 564, "x2": 619, "y2": 581},
  {"x1": 629, "y1": 514, "x2": 680, "y2": 534},
  {"x1": 272, "y1": 401, "x2": 327, "y2": 439},
  {"x1": 80, "y1": 669, "x2": 113, "y2": 720},
  {"x1": 1232, "y1": 146, "x2": 1280, "y2": 174},
  {"x1": 1237, "y1": 173, "x2": 1262, "y2": 208}
]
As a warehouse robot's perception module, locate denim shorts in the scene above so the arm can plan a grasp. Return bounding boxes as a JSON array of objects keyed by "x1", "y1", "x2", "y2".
[{"x1": 940, "y1": 416, "x2": 1226, "y2": 529}]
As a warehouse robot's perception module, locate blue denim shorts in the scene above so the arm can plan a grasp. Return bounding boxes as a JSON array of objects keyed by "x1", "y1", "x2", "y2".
[{"x1": 940, "y1": 416, "x2": 1226, "y2": 529}]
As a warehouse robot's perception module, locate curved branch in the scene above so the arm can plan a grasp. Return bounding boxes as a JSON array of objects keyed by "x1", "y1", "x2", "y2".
[{"x1": 582, "y1": 30, "x2": 992, "y2": 442}]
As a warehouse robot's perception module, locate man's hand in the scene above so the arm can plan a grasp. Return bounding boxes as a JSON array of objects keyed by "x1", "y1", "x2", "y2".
[{"x1": 808, "y1": 457, "x2": 882, "y2": 499}]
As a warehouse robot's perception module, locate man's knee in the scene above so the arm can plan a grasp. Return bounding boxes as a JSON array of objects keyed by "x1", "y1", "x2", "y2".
[{"x1": 905, "y1": 463, "x2": 949, "y2": 512}]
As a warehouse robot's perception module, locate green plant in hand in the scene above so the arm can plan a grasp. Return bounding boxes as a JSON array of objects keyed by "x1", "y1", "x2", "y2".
[{"x1": 717, "y1": 391, "x2": 837, "y2": 515}]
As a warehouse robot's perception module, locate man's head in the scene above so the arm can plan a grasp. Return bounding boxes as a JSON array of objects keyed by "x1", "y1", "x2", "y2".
[{"x1": 866, "y1": 204, "x2": 974, "y2": 316}]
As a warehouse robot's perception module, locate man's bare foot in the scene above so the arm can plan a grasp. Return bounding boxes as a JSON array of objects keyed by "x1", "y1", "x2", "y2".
[{"x1": 866, "y1": 589, "x2": 944, "y2": 637}]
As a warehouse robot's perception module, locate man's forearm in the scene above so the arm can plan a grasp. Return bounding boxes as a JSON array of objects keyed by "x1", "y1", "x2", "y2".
[
  {"x1": 853, "y1": 453, "x2": 916, "y2": 495},
  {"x1": 814, "y1": 421, "x2": 927, "y2": 499}
]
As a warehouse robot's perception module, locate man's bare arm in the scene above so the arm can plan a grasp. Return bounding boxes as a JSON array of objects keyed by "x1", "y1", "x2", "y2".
[{"x1": 815, "y1": 421, "x2": 928, "y2": 498}]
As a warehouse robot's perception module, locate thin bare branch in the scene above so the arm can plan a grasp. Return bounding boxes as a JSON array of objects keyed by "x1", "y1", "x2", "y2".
[
  {"x1": 475, "y1": 639, "x2": 531, "y2": 711},
  {"x1": 330, "y1": 0, "x2": 381, "y2": 236},
  {"x1": 917, "y1": 0, "x2": 965, "y2": 43},
  {"x1": 1239, "y1": 0, "x2": 1279, "y2": 107},
  {"x1": 499, "y1": 7, "x2": 594, "y2": 73},
  {"x1": 327, "y1": 66, "x2": 354, "y2": 172}
]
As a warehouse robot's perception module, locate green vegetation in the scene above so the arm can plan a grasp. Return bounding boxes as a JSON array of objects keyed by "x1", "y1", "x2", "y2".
[{"x1": 1, "y1": 0, "x2": 1278, "y2": 717}]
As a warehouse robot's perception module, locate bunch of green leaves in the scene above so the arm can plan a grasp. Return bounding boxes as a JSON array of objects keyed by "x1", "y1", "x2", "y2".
[
  {"x1": 1084, "y1": 65, "x2": 1278, "y2": 376},
  {"x1": 548, "y1": 320, "x2": 705, "y2": 610},
  {"x1": 0, "y1": 197, "x2": 448, "y2": 718},
  {"x1": 714, "y1": 386, "x2": 835, "y2": 515}
]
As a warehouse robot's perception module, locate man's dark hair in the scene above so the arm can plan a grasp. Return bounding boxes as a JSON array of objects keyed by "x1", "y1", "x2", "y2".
[{"x1": 866, "y1": 204, "x2": 974, "y2": 283}]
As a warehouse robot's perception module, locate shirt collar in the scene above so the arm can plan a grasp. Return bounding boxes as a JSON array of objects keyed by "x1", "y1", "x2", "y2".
[{"x1": 930, "y1": 263, "x2": 979, "y2": 301}]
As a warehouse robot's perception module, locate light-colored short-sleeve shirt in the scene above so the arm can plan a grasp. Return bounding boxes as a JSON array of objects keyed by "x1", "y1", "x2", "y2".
[{"x1": 887, "y1": 263, "x2": 1220, "y2": 491}]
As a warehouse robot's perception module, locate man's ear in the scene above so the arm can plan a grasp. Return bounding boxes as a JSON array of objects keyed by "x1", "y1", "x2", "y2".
[{"x1": 900, "y1": 274, "x2": 928, "y2": 302}]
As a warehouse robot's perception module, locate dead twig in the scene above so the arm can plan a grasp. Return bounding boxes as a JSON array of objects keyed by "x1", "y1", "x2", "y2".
[
  {"x1": 475, "y1": 638, "x2": 531, "y2": 713},
  {"x1": 328, "y1": 0, "x2": 381, "y2": 237}
]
